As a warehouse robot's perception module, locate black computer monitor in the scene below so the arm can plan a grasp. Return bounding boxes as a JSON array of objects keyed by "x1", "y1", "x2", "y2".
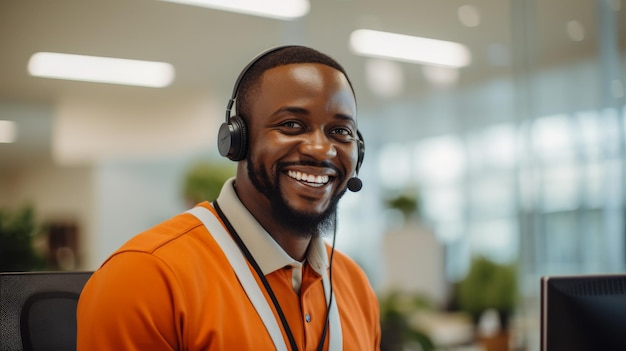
[{"x1": 540, "y1": 274, "x2": 626, "y2": 351}]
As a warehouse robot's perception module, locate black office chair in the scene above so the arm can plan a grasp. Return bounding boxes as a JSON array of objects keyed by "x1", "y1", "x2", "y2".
[{"x1": 0, "y1": 271, "x2": 92, "y2": 351}]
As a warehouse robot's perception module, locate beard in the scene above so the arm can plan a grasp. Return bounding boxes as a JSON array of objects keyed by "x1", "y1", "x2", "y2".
[{"x1": 247, "y1": 157, "x2": 346, "y2": 238}]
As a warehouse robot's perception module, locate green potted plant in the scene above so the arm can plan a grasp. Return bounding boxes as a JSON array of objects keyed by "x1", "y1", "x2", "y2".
[
  {"x1": 182, "y1": 160, "x2": 235, "y2": 205},
  {"x1": 0, "y1": 205, "x2": 46, "y2": 272},
  {"x1": 379, "y1": 291, "x2": 436, "y2": 351},
  {"x1": 385, "y1": 191, "x2": 420, "y2": 221},
  {"x1": 457, "y1": 256, "x2": 517, "y2": 329},
  {"x1": 455, "y1": 256, "x2": 517, "y2": 351}
]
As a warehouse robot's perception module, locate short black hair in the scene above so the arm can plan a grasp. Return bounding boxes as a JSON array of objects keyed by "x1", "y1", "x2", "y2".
[{"x1": 233, "y1": 45, "x2": 355, "y2": 120}]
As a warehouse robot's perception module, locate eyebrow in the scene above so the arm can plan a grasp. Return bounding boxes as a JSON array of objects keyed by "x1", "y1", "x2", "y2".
[
  {"x1": 274, "y1": 106, "x2": 308, "y2": 116},
  {"x1": 333, "y1": 112, "x2": 356, "y2": 124},
  {"x1": 273, "y1": 106, "x2": 356, "y2": 124}
]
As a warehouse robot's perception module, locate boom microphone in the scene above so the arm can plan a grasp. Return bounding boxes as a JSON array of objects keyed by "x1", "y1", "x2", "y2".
[{"x1": 347, "y1": 177, "x2": 363, "y2": 192}]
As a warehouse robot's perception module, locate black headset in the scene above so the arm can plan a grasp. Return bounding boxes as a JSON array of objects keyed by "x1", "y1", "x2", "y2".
[{"x1": 216, "y1": 45, "x2": 365, "y2": 179}]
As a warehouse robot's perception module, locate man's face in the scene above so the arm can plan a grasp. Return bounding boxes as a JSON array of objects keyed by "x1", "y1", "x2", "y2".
[{"x1": 244, "y1": 63, "x2": 358, "y2": 236}]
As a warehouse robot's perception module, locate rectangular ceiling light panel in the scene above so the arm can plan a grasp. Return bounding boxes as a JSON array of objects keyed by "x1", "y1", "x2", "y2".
[
  {"x1": 350, "y1": 29, "x2": 471, "y2": 68},
  {"x1": 160, "y1": 0, "x2": 309, "y2": 20},
  {"x1": 0, "y1": 120, "x2": 17, "y2": 143},
  {"x1": 28, "y1": 52, "x2": 175, "y2": 88}
]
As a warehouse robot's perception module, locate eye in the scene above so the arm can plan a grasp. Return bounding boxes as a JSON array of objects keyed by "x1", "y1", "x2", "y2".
[
  {"x1": 281, "y1": 120, "x2": 304, "y2": 130},
  {"x1": 330, "y1": 126, "x2": 353, "y2": 138}
]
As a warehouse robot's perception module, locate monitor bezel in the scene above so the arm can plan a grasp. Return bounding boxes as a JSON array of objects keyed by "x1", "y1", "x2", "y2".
[{"x1": 540, "y1": 273, "x2": 626, "y2": 351}]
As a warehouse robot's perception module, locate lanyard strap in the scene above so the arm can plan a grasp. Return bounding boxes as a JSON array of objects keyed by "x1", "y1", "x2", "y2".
[
  {"x1": 186, "y1": 204, "x2": 342, "y2": 351},
  {"x1": 187, "y1": 206, "x2": 288, "y2": 351},
  {"x1": 213, "y1": 201, "x2": 300, "y2": 351}
]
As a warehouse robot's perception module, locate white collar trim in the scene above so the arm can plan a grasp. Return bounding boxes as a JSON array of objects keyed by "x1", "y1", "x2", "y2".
[{"x1": 216, "y1": 178, "x2": 329, "y2": 276}]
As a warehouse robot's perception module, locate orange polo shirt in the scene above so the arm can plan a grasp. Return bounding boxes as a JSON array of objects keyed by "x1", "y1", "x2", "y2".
[{"x1": 77, "y1": 179, "x2": 381, "y2": 350}]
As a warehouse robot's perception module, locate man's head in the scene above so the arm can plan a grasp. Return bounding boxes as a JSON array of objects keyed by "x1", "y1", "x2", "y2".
[
  {"x1": 233, "y1": 46, "x2": 355, "y2": 122},
  {"x1": 225, "y1": 46, "x2": 361, "y2": 237}
]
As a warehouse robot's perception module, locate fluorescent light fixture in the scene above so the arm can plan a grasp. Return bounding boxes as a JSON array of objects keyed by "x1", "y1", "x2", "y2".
[
  {"x1": 160, "y1": 0, "x2": 309, "y2": 20},
  {"x1": 28, "y1": 52, "x2": 175, "y2": 88},
  {"x1": 0, "y1": 120, "x2": 17, "y2": 143},
  {"x1": 349, "y1": 29, "x2": 471, "y2": 68}
]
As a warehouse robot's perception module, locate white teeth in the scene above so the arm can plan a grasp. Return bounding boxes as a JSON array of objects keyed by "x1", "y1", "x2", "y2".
[{"x1": 288, "y1": 170, "x2": 329, "y2": 186}]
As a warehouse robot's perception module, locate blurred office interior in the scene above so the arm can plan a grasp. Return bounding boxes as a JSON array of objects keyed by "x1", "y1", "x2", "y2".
[{"x1": 0, "y1": 0, "x2": 624, "y2": 350}]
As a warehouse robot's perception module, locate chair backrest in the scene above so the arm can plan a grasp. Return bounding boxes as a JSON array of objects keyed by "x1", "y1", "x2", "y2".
[{"x1": 0, "y1": 271, "x2": 92, "y2": 351}]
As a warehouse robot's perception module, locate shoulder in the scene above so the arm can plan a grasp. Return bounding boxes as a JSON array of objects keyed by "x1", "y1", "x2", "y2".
[
  {"x1": 325, "y1": 246, "x2": 381, "y2": 338},
  {"x1": 110, "y1": 212, "x2": 201, "y2": 256},
  {"x1": 326, "y1": 246, "x2": 373, "y2": 287},
  {"x1": 87, "y1": 203, "x2": 232, "y2": 300},
  {"x1": 100, "y1": 203, "x2": 222, "y2": 269}
]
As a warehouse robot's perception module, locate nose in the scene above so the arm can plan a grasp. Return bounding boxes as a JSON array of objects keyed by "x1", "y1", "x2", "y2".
[{"x1": 298, "y1": 130, "x2": 337, "y2": 161}]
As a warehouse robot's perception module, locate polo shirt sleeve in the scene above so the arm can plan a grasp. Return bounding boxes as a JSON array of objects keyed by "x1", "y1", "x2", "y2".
[{"x1": 77, "y1": 251, "x2": 186, "y2": 351}]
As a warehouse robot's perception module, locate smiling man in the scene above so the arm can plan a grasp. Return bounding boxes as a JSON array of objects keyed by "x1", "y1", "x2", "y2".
[
  {"x1": 239, "y1": 62, "x2": 357, "y2": 253},
  {"x1": 77, "y1": 46, "x2": 380, "y2": 351}
]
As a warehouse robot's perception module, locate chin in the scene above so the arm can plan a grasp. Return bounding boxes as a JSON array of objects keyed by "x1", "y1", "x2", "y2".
[{"x1": 276, "y1": 188, "x2": 344, "y2": 237}]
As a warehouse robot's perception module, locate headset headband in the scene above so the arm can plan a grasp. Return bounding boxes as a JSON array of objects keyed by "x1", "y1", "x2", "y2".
[{"x1": 225, "y1": 45, "x2": 298, "y2": 122}]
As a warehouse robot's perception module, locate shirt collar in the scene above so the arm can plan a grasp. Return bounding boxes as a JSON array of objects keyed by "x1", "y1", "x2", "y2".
[{"x1": 215, "y1": 178, "x2": 329, "y2": 276}]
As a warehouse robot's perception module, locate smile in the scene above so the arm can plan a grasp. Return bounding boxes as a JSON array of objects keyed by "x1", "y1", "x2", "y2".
[{"x1": 287, "y1": 170, "x2": 330, "y2": 187}]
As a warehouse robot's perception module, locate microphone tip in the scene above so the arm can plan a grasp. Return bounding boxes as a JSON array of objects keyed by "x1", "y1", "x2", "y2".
[{"x1": 347, "y1": 177, "x2": 362, "y2": 192}]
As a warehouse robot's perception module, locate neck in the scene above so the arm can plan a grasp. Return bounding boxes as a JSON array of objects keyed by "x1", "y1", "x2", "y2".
[{"x1": 265, "y1": 227, "x2": 312, "y2": 262}]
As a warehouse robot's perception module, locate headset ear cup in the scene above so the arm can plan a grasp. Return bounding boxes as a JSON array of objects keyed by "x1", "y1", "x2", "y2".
[
  {"x1": 229, "y1": 115, "x2": 248, "y2": 161},
  {"x1": 217, "y1": 115, "x2": 248, "y2": 161},
  {"x1": 217, "y1": 122, "x2": 233, "y2": 158}
]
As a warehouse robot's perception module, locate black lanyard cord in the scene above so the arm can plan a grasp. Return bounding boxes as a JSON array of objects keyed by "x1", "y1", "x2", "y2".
[{"x1": 213, "y1": 201, "x2": 300, "y2": 351}]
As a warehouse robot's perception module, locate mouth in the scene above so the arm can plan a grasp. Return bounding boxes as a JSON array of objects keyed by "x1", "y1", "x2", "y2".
[{"x1": 287, "y1": 170, "x2": 330, "y2": 188}]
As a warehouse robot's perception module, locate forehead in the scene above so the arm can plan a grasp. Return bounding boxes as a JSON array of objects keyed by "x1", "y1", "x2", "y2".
[
  {"x1": 258, "y1": 63, "x2": 356, "y2": 111},
  {"x1": 261, "y1": 62, "x2": 352, "y2": 84},
  {"x1": 266, "y1": 63, "x2": 348, "y2": 86}
]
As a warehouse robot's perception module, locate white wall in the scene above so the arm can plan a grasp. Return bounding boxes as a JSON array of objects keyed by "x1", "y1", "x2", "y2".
[
  {"x1": 53, "y1": 90, "x2": 219, "y2": 165},
  {"x1": 90, "y1": 157, "x2": 192, "y2": 268},
  {"x1": 1, "y1": 91, "x2": 224, "y2": 269}
]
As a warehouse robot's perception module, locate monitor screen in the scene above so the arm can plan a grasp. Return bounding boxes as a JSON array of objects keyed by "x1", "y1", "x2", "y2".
[{"x1": 541, "y1": 274, "x2": 626, "y2": 351}]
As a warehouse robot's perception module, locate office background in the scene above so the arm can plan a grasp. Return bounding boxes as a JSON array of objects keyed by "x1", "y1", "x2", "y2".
[{"x1": 1, "y1": 0, "x2": 624, "y2": 350}]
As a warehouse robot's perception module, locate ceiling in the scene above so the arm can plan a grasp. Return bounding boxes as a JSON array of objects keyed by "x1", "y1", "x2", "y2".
[{"x1": 0, "y1": 0, "x2": 613, "y2": 172}]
